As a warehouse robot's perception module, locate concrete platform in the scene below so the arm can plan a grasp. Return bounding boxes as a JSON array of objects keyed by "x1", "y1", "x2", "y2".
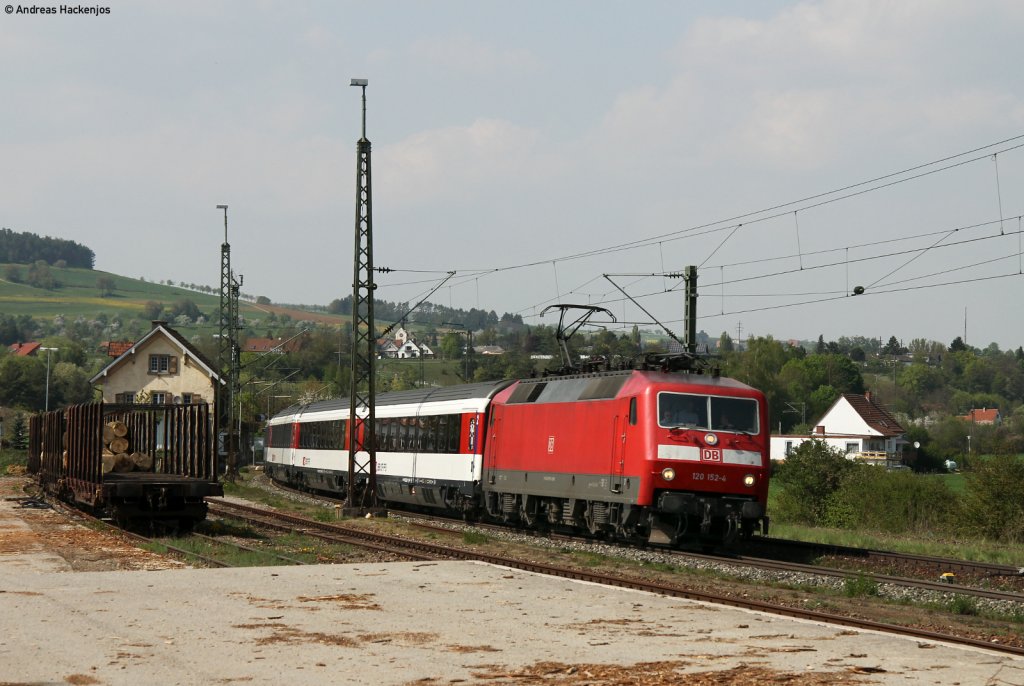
[
  {"x1": 3, "y1": 562, "x2": 1024, "y2": 685},
  {"x1": 1, "y1": 488, "x2": 1022, "y2": 684}
]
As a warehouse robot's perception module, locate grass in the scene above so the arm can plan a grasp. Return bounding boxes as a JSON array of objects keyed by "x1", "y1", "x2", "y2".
[
  {"x1": 843, "y1": 574, "x2": 880, "y2": 598},
  {"x1": 221, "y1": 468, "x2": 337, "y2": 520},
  {"x1": 0, "y1": 449, "x2": 28, "y2": 474},
  {"x1": 767, "y1": 521, "x2": 1024, "y2": 566},
  {"x1": 145, "y1": 535, "x2": 286, "y2": 567},
  {"x1": 462, "y1": 530, "x2": 490, "y2": 545}
]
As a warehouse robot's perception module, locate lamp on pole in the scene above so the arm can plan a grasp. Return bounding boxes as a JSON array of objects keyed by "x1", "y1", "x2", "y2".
[{"x1": 40, "y1": 347, "x2": 59, "y2": 412}]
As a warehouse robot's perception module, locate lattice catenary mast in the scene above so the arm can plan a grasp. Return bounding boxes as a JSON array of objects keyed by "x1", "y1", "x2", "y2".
[
  {"x1": 217, "y1": 204, "x2": 242, "y2": 479},
  {"x1": 346, "y1": 78, "x2": 378, "y2": 508}
]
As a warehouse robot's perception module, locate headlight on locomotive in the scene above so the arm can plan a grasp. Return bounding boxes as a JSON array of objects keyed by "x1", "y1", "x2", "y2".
[
  {"x1": 743, "y1": 473, "x2": 756, "y2": 488},
  {"x1": 662, "y1": 467, "x2": 676, "y2": 482}
]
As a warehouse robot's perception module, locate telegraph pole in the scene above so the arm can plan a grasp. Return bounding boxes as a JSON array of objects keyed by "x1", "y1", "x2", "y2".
[{"x1": 346, "y1": 78, "x2": 378, "y2": 510}]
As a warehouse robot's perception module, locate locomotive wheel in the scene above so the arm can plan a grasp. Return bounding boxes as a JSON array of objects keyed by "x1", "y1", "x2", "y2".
[
  {"x1": 519, "y1": 496, "x2": 539, "y2": 528},
  {"x1": 584, "y1": 502, "x2": 603, "y2": 536}
]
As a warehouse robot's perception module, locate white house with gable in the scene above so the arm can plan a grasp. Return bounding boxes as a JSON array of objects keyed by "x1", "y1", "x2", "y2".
[{"x1": 770, "y1": 392, "x2": 906, "y2": 465}]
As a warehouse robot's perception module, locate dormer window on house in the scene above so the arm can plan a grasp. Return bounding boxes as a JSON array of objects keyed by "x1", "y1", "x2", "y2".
[{"x1": 149, "y1": 354, "x2": 178, "y2": 375}]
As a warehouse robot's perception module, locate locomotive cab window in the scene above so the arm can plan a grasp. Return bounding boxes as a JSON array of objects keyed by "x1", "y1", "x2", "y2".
[
  {"x1": 658, "y1": 393, "x2": 758, "y2": 434},
  {"x1": 658, "y1": 393, "x2": 708, "y2": 428}
]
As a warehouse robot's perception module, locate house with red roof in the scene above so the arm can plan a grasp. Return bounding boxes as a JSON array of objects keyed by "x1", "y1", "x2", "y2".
[
  {"x1": 100, "y1": 341, "x2": 135, "y2": 358},
  {"x1": 957, "y1": 408, "x2": 1001, "y2": 425},
  {"x1": 770, "y1": 391, "x2": 907, "y2": 465},
  {"x1": 8, "y1": 341, "x2": 41, "y2": 357},
  {"x1": 242, "y1": 335, "x2": 307, "y2": 354}
]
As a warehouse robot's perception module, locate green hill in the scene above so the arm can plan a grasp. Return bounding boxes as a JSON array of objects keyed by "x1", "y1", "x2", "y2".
[{"x1": 0, "y1": 263, "x2": 344, "y2": 330}]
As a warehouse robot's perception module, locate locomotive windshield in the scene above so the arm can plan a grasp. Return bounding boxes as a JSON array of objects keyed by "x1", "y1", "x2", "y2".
[{"x1": 658, "y1": 393, "x2": 758, "y2": 434}]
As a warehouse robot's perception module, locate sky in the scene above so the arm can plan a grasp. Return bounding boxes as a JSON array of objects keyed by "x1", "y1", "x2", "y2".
[{"x1": 3, "y1": 1, "x2": 1024, "y2": 349}]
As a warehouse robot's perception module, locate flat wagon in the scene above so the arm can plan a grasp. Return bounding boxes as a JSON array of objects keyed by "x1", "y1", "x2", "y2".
[{"x1": 29, "y1": 401, "x2": 223, "y2": 530}]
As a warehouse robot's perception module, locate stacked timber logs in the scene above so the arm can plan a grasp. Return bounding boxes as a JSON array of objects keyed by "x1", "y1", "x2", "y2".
[{"x1": 100, "y1": 420, "x2": 154, "y2": 474}]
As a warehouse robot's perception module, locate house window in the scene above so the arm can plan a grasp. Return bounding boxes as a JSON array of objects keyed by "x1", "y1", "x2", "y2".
[
  {"x1": 152, "y1": 392, "x2": 167, "y2": 405},
  {"x1": 115, "y1": 392, "x2": 135, "y2": 404},
  {"x1": 845, "y1": 442, "x2": 859, "y2": 454},
  {"x1": 148, "y1": 354, "x2": 178, "y2": 375},
  {"x1": 182, "y1": 393, "x2": 193, "y2": 405},
  {"x1": 785, "y1": 441, "x2": 793, "y2": 456}
]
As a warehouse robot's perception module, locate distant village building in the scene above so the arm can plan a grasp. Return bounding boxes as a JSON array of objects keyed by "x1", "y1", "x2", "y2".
[
  {"x1": 379, "y1": 327, "x2": 434, "y2": 359},
  {"x1": 100, "y1": 341, "x2": 135, "y2": 358},
  {"x1": 474, "y1": 345, "x2": 505, "y2": 356},
  {"x1": 7, "y1": 342, "x2": 41, "y2": 357},
  {"x1": 770, "y1": 392, "x2": 906, "y2": 466},
  {"x1": 957, "y1": 408, "x2": 1001, "y2": 425},
  {"x1": 242, "y1": 335, "x2": 307, "y2": 354}
]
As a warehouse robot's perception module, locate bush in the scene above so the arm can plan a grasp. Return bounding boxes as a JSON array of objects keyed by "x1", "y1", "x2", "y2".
[
  {"x1": 824, "y1": 466, "x2": 958, "y2": 534},
  {"x1": 773, "y1": 439, "x2": 854, "y2": 525},
  {"x1": 959, "y1": 455, "x2": 1024, "y2": 543}
]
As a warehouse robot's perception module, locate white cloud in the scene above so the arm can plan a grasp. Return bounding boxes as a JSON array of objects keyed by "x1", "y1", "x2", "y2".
[
  {"x1": 377, "y1": 118, "x2": 546, "y2": 206},
  {"x1": 407, "y1": 35, "x2": 541, "y2": 76}
]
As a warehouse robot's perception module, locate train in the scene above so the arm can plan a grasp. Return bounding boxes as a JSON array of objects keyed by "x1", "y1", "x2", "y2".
[
  {"x1": 29, "y1": 401, "x2": 223, "y2": 531},
  {"x1": 264, "y1": 360, "x2": 770, "y2": 547}
]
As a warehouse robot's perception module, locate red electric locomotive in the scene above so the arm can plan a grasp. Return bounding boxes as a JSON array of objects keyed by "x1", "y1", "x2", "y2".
[{"x1": 480, "y1": 368, "x2": 769, "y2": 545}]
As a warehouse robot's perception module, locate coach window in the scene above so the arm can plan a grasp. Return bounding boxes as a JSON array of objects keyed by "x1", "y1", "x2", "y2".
[
  {"x1": 435, "y1": 415, "x2": 449, "y2": 453},
  {"x1": 377, "y1": 418, "x2": 392, "y2": 452},
  {"x1": 448, "y1": 415, "x2": 462, "y2": 452},
  {"x1": 422, "y1": 417, "x2": 438, "y2": 453},
  {"x1": 629, "y1": 397, "x2": 637, "y2": 425}
]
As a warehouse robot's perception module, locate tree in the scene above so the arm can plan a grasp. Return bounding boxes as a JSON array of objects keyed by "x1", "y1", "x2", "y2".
[
  {"x1": 949, "y1": 336, "x2": 968, "y2": 353},
  {"x1": 142, "y1": 301, "x2": 164, "y2": 320},
  {"x1": 440, "y1": 333, "x2": 463, "y2": 360},
  {"x1": 96, "y1": 275, "x2": 116, "y2": 297},
  {"x1": 4, "y1": 264, "x2": 22, "y2": 283},
  {"x1": 773, "y1": 439, "x2": 854, "y2": 525},
  {"x1": 26, "y1": 260, "x2": 56, "y2": 290},
  {"x1": 8, "y1": 413, "x2": 28, "y2": 450},
  {"x1": 960, "y1": 455, "x2": 1024, "y2": 542},
  {"x1": 882, "y1": 335, "x2": 903, "y2": 356},
  {"x1": 170, "y1": 299, "x2": 201, "y2": 322},
  {"x1": 718, "y1": 332, "x2": 734, "y2": 353}
]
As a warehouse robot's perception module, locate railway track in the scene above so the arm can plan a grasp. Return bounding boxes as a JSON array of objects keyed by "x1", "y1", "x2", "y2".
[
  {"x1": 265, "y1": 475, "x2": 1023, "y2": 585},
  {"x1": 206, "y1": 497, "x2": 1024, "y2": 656},
  {"x1": 401, "y1": 511, "x2": 1024, "y2": 609},
  {"x1": 747, "y1": 536, "x2": 1024, "y2": 583}
]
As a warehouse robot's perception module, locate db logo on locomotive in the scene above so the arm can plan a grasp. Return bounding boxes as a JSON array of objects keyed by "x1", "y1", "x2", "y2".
[{"x1": 700, "y1": 448, "x2": 723, "y2": 462}]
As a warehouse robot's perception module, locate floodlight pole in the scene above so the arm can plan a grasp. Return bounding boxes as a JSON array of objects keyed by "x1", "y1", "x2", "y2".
[
  {"x1": 684, "y1": 266, "x2": 698, "y2": 355},
  {"x1": 346, "y1": 78, "x2": 378, "y2": 510},
  {"x1": 41, "y1": 347, "x2": 59, "y2": 412}
]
